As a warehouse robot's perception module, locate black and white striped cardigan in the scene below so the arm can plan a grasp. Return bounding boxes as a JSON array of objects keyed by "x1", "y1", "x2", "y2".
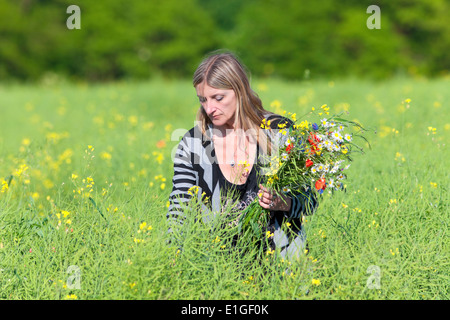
[{"x1": 167, "y1": 114, "x2": 317, "y2": 253}]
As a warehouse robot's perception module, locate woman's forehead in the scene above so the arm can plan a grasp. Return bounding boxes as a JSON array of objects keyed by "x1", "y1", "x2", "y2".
[{"x1": 196, "y1": 82, "x2": 232, "y2": 97}]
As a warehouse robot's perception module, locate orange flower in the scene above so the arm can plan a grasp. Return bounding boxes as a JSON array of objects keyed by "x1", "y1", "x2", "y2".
[{"x1": 156, "y1": 140, "x2": 166, "y2": 148}]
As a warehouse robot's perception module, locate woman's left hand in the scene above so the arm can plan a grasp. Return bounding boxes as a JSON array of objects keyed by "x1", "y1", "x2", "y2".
[{"x1": 258, "y1": 184, "x2": 292, "y2": 212}]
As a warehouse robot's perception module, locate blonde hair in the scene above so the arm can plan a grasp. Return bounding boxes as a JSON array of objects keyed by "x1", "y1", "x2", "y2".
[{"x1": 193, "y1": 51, "x2": 273, "y2": 152}]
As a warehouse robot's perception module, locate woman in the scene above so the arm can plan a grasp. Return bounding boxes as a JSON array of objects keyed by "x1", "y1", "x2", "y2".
[{"x1": 167, "y1": 51, "x2": 317, "y2": 260}]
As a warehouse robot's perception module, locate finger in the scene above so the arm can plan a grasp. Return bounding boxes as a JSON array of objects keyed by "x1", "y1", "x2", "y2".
[
  {"x1": 259, "y1": 186, "x2": 274, "y2": 199},
  {"x1": 258, "y1": 192, "x2": 271, "y2": 204},
  {"x1": 258, "y1": 190, "x2": 270, "y2": 203},
  {"x1": 259, "y1": 184, "x2": 273, "y2": 194},
  {"x1": 258, "y1": 197, "x2": 272, "y2": 209}
]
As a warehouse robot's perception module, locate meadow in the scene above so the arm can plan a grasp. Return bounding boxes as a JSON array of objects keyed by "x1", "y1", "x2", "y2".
[{"x1": 0, "y1": 76, "x2": 448, "y2": 300}]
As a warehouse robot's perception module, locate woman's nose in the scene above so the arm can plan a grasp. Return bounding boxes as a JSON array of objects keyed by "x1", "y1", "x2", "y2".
[{"x1": 204, "y1": 100, "x2": 215, "y2": 115}]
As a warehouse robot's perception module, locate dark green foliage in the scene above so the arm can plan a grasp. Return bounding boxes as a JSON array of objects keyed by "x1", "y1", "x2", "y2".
[{"x1": 0, "y1": 0, "x2": 448, "y2": 81}]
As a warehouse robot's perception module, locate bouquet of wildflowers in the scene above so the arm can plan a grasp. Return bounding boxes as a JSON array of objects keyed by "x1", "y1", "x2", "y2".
[{"x1": 239, "y1": 104, "x2": 369, "y2": 238}]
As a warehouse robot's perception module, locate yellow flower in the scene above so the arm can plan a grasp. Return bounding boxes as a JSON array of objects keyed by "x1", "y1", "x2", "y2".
[
  {"x1": 299, "y1": 120, "x2": 309, "y2": 130},
  {"x1": 61, "y1": 210, "x2": 70, "y2": 218},
  {"x1": 100, "y1": 151, "x2": 112, "y2": 160},
  {"x1": 152, "y1": 151, "x2": 164, "y2": 164},
  {"x1": 1, "y1": 179, "x2": 9, "y2": 193},
  {"x1": 277, "y1": 122, "x2": 287, "y2": 129},
  {"x1": 187, "y1": 185, "x2": 199, "y2": 196},
  {"x1": 22, "y1": 138, "x2": 31, "y2": 146},
  {"x1": 139, "y1": 222, "x2": 147, "y2": 230},
  {"x1": 64, "y1": 294, "x2": 78, "y2": 300},
  {"x1": 430, "y1": 182, "x2": 437, "y2": 188},
  {"x1": 128, "y1": 115, "x2": 138, "y2": 126},
  {"x1": 14, "y1": 164, "x2": 29, "y2": 177},
  {"x1": 311, "y1": 278, "x2": 321, "y2": 286},
  {"x1": 390, "y1": 248, "x2": 399, "y2": 256},
  {"x1": 291, "y1": 113, "x2": 297, "y2": 121},
  {"x1": 270, "y1": 100, "x2": 282, "y2": 109}
]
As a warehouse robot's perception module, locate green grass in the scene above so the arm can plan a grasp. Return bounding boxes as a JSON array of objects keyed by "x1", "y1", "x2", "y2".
[{"x1": 0, "y1": 76, "x2": 448, "y2": 299}]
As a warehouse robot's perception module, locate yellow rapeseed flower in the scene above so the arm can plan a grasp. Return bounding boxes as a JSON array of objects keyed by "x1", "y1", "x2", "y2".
[
  {"x1": 139, "y1": 222, "x2": 147, "y2": 230},
  {"x1": 311, "y1": 278, "x2": 321, "y2": 286}
]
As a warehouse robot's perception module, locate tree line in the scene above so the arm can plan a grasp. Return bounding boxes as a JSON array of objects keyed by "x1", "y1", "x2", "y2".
[{"x1": 0, "y1": 0, "x2": 448, "y2": 82}]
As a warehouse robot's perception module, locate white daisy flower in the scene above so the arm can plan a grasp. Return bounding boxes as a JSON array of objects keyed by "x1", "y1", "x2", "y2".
[
  {"x1": 282, "y1": 186, "x2": 290, "y2": 193},
  {"x1": 327, "y1": 141, "x2": 335, "y2": 152},
  {"x1": 337, "y1": 173, "x2": 346, "y2": 180},
  {"x1": 337, "y1": 124, "x2": 345, "y2": 132},
  {"x1": 332, "y1": 131, "x2": 343, "y2": 143},
  {"x1": 333, "y1": 144, "x2": 341, "y2": 152},
  {"x1": 281, "y1": 153, "x2": 289, "y2": 161},
  {"x1": 344, "y1": 133, "x2": 352, "y2": 142},
  {"x1": 320, "y1": 118, "x2": 328, "y2": 127},
  {"x1": 311, "y1": 166, "x2": 318, "y2": 174},
  {"x1": 330, "y1": 165, "x2": 339, "y2": 174},
  {"x1": 328, "y1": 178, "x2": 335, "y2": 188},
  {"x1": 329, "y1": 121, "x2": 336, "y2": 127}
]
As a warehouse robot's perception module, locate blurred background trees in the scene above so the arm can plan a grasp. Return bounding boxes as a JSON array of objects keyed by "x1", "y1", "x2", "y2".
[{"x1": 0, "y1": 0, "x2": 448, "y2": 82}]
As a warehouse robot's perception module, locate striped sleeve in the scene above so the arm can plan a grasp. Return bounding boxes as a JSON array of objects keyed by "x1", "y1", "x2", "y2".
[
  {"x1": 288, "y1": 188, "x2": 317, "y2": 219},
  {"x1": 166, "y1": 135, "x2": 197, "y2": 237}
]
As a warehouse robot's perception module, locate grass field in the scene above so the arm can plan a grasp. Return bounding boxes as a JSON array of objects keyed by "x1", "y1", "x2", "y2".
[{"x1": 0, "y1": 76, "x2": 448, "y2": 300}]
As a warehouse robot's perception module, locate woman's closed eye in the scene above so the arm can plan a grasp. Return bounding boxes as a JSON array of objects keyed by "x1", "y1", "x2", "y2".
[{"x1": 198, "y1": 96, "x2": 223, "y2": 103}]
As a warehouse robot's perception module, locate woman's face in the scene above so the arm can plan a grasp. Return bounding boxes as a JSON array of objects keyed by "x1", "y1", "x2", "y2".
[{"x1": 196, "y1": 81, "x2": 238, "y2": 130}]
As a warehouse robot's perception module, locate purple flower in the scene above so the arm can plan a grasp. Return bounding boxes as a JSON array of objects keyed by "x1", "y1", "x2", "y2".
[{"x1": 312, "y1": 123, "x2": 319, "y2": 130}]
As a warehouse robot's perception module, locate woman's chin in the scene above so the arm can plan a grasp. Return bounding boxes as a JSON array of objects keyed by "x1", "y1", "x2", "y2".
[
  {"x1": 210, "y1": 117, "x2": 224, "y2": 126},
  {"x1": 210, "y1": 116, "x2": 235, "y2": 130}
]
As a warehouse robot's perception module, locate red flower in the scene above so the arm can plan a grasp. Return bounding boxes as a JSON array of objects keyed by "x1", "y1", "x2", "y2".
[
  {"x1": 309, "y1": 144, "x2": 318, "y2": 155},
  {"x1": 305, "y1": 159, "x2": 313, "y2": 168},
  {"x1": 315, "y1": 178, "x2": 326, "y2": 191},
  {"x1": 286, "y1": 143, "x2": 294, "y2": 154},
  {"x1": 308, "y1": 133, "x2": 319, "y2": 145}
]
